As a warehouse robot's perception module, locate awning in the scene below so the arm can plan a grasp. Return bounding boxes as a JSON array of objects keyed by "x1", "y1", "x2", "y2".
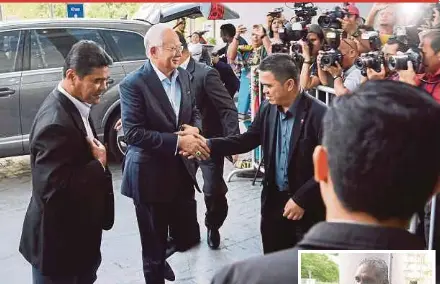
[{"x1": 132, "y1": 3, "x2": 240, "y2": 24}]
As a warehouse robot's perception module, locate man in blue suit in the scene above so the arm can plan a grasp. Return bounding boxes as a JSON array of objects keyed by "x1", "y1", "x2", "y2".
[{"x1": 119, "y1": 23, "x2": 210, "y2": 284}]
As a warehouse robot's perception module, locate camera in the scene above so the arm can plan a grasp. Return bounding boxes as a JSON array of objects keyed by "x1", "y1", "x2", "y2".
[
  {"x1": 320, "y1": 29, "x2": 343, "y2": 69},
  {"x1": 320, "y1": 49, "x2": 343, "y2": 69},
  {"x1": 354, "y1": 31, "x2": 384, "y2": 76},
  {"x1": 267, "y1": 7, "x2": 283, "y2": 18},
  {"x1": 317, "y1": 6, "x2": 346, "y2": 29},
  {"x1": 355, "y1": 51, "x2": 386, "y2": 76},
  {"x1": 361, "y1": 31, "x2": 382, "y2": 52},
  {"x1": 292, "y1": 2, "x2": 317, "y2": 23},
  {"x1": 388, "y1": 48, "x2": 423, "y2": 71}
]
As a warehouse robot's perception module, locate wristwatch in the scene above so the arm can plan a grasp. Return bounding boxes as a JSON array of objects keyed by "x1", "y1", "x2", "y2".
[{"x1": 351, "y1": 29, "x2": 361, "y2": 37}]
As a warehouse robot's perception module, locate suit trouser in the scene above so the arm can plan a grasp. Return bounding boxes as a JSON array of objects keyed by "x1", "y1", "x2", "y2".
[
  {"x1": 199, "y1": 155, "x2": 229, "y2": 230},
  {"x1": 260, "y1": 189, "x2": 315, "y2": 254},
  {"x1": 134, "y1": 180, "x2": 199, "y2": 284}
]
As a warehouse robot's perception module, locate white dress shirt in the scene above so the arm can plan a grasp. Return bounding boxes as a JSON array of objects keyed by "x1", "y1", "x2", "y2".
[
  {"x1": 150, "y1": 63, "x2": 183, "y2": 155},
  {"x1": 58, "y1": 83, "x2": 94, "y2": 140}
]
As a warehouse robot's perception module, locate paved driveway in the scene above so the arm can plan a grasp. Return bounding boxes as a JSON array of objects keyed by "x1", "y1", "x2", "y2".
[{"x1": 0, "y1": 156, "x2": 263, "y2": 284}]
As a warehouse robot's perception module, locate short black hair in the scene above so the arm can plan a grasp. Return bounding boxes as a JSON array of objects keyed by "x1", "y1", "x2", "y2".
[
  {"x1": 177, "y1": 31, "x2": 188, "y2": 51},
  {"x1": 259, "y1": 54, "x2": 299, "y2": 84},
  {"x1": 323, "y1": 80, "x2": 440, "y2": 221},
  {"x1": 422, "y1": 30, "x2": 440, "y2": 53},
  {"x1": 63, "y1": 40, "x2": 112, "y2": 78},
  {"x1": 220, "y1": 24, "x2": 236, "y2": 38},
  {"x1": 386, "y1": 37, "x2": 408, "y2": 53}
]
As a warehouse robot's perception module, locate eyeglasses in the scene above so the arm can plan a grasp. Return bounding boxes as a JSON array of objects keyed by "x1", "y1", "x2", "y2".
[{"x1": 159, "y1": 45, "x2": 184, "y2": 54}]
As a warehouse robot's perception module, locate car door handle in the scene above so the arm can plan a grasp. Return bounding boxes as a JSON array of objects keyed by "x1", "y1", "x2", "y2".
[
  {"x1": 0, "y1": 88, "x2": 15, "y2": 97},
  {"x1": 107, "y1": 78, "x2": 115, "y2": 85}
]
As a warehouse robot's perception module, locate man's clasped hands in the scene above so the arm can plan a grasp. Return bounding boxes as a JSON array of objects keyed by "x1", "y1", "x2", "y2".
[{"x1": 175, "y1": 124, "x2": 211, "y2": 161}]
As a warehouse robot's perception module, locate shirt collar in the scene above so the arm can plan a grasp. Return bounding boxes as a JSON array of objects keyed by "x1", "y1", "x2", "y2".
[
  {"x1": 151, "y1": 61, "x2": 179, "y2": 82},
  {"x1": 278, "y1": 92, "x2": 302, "y2": 118},
  {"x1": 180, "y1": 56, "x2": 191, "y2": 70},
  {"x1": 343, "y1": 64, "x2": 357, "y2": 76},
  {"x1": 57, "y1": 83, "x2": 91, "y2": 119}
]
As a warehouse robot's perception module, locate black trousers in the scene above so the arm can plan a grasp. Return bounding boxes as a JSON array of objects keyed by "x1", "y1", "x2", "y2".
[
  {"x1": 134, "y1": 178, "x2": 199, "y2": 284},
  {"x1": 32, "y1": 258, "x2": 100, "y2": 284},
  {"x1": 199, "y1": 155, "x2": 229, "y2": 230},
  {"x1": 260, "y1": 189, "x2": 315, "y2": 254}
]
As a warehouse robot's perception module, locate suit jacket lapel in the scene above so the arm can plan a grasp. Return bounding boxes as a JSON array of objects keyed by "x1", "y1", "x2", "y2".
[
  {"x1": 265, "y1": 105, "x2": 278, "y2": 171},
  {"x1": 177, "y1": 67, "x2": 191, "y2": 126},
  {"x1": 53, "y1": 89, "x2": 88, "y2": 137},
  {"x1": 186, "y1": 58, "x2": 196, "y2": 82},
  {"x1": 143, "y1": 60, "x2": 177, "y2": 126},
  {"x1": 288, "y1": 94, "x2": 308, "y2": 164},
  {"x1": 88, "y1": 116, "x2": 98, "y2": 138}
]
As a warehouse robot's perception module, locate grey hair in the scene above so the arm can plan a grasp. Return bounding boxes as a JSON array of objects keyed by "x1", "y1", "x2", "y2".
[
  {"x1": 358, "y1": 258, "x2": 389, "y2": 284},
  {"x1": 144, "y1": 23, "x2": 171, "y2": 57}
]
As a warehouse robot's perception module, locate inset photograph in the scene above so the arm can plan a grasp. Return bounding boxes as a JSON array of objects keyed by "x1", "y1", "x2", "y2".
[{"x1": 300, "y1": 251, "x2": 435, "y2": 284}]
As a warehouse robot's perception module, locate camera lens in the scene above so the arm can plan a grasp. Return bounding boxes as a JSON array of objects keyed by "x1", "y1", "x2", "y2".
[
  {"x1": 388, "y1": 55, "x2": 409, "y2": 71},
  {"x1": 321, "y1": 55, "x2": 331, "y2": 66},
  {"x1": 354, "y1": 57, "x2": 365, "y2": 70}
]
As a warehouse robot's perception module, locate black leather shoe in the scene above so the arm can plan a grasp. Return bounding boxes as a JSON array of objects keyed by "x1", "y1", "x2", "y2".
[
  {"x1": 207, "y1": 229, "x2": 220, "y2": 249},
  {"x1": 164, "y1": 261, "x2": 175, "y2": 281}
]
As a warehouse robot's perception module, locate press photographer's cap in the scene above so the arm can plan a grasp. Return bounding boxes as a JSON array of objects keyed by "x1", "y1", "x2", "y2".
[{"x1": 345, "y1": 4, "x2": 360, "y2": 16}]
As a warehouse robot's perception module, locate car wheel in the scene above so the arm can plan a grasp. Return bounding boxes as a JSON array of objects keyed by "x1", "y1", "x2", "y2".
[{"x1": 108, "y1": 114, "x2": 126, "y2": 162}]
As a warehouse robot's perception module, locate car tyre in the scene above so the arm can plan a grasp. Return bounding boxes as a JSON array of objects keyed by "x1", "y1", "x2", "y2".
[{"x1": 108, "y1": 114, "x2": 126, "y2": 162}]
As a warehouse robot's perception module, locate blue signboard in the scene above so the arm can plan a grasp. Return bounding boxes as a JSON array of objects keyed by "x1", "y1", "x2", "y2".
[{"x1": 67, "y1": 4, "x2": 84, "y2": 18}]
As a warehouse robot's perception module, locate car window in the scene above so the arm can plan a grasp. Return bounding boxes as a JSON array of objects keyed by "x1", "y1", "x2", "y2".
[
  {"x1": 0, "y1": 30, "x2": 21, "y2": 74},
  {"x1": 30, "y1": 28, "x2": 110, "y2": 70},
  {"x1": 105, "y1": 30, "x2": 146, "y2": 61}
]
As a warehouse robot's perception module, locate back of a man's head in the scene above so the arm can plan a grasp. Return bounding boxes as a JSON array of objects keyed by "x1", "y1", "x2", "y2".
[{"x1": 323, "y1": 80, "x2": 440, "y2": 221}]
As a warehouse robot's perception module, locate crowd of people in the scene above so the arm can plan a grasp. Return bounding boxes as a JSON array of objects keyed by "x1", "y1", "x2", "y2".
[{"x1": 16, "y1": 2, "x2": 440, "y2": 284}]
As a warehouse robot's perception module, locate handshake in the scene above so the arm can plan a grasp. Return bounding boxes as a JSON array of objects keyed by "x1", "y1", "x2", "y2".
[{"x1": 176, "y1": 124, "x2": 210, "y2": 161}]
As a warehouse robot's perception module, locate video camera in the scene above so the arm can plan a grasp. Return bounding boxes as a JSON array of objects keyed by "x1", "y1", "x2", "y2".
[
  {"x1": 319, "y1": 29, "x2": 343, "y2": 69},
  {"x1": 388, "y1": 48, "x2": 423, "y2": 72},
  {"x1": 355, "y1": 31, "x2": 385, "y2": 76},
  {"x1": 318, "y1": 6, "x2": 346, "y2": 30},
  {"x1": 292, "y1": 2, "x2": 318, "y2": 24},
  {"x1": 272, "y1": 3, "x2": 317, "y2": 59}
]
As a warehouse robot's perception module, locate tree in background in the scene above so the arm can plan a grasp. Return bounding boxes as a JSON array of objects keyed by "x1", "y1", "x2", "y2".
[
  {"x1": 86, "y1": 3, "x2": 141, "y2": 19},
  {"x1": 301, "y1": 253, "x2": 339, "y2": 282},
  {"x1": 1, "y1": 3, "x2": 141, "y2": 20}
]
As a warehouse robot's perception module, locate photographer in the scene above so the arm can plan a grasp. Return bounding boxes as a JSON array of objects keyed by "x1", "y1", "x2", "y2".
[
  {"x1": 365, "y1": 3, "x2": 397, "y2": 45},
  {"x1": 398, "y1": 29, "x2": 440, "y2": 103},
  {"x1": 268, "y1": 17, "x2": 284, "y2": 45},
  {"x1": 217, "y1": 24, "x2": 248, "y2": 65},
  {"x1": 320, "y1": 38, "x2": 363, "y2": 96},
  {"x1": 339, "y1": 4, "x2": 363, "y2": 38},
  {"x1": 361, "y1": 36, "x2": 409, "y2": 82},
  {"x1": 299, "y1": 24, "x2": 327, "y2": 90},
  {"x1": 353, "y1": 25, "x2": 378, "y2": 54},
  {"x1": 227, "y1": 24, "x2": 272, "y2": 128}
]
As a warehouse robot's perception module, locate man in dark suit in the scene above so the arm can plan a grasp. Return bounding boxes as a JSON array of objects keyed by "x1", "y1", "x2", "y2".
[
  {"x1": 119, "y1": 24, "x2": 210, "y2": 284},
  {"x1": 177, "y1": 36, "x2": 240, "y2": 249},
  {"x1": 211, "y1": 52, "x2": 240, "y2": 98},
  {"x1": 210, "y1": 80, "x2": 440, "y2": 284},
  {"x1": 19, "y1": 40, "x2": 114, "y2": 284},
  {"x1": 183, "y1": 54, "x2": 327, "y2": 254}
]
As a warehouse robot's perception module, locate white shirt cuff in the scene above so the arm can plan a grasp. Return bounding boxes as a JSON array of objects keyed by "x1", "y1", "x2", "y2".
[{"x1": 175, "y1": 135, "x2": 180, "y2": 156}]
